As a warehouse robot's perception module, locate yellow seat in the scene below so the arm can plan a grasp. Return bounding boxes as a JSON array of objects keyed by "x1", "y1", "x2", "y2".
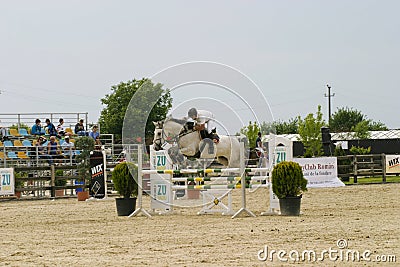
[
  {"x1": 66, "y1": 127, "x2": 74, "y2": 134},
  {"x1": 9, "y1": 128, "x2": 21, "y2": 137},
  {"x1": 17, "y1": 151, "x2": 29, "y2": 159},
  {"x1": 0, "y1": 152, "x2": 8, "y2": 160},
  {"x1": 0, "y1": 141, "x2": 3, "y2": 147},
  {"x1": 13, "y1": 140, "x2": 23, "y2": 147}
]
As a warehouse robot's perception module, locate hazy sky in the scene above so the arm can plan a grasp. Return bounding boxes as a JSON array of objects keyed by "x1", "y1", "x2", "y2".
[{"x1": 1, "y1": 0, "x2": 399, "y2": 132}]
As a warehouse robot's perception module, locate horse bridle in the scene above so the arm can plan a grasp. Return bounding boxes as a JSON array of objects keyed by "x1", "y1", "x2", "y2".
[{"x1": 154, "y1": 123, "x2": 197, "y2": 149}]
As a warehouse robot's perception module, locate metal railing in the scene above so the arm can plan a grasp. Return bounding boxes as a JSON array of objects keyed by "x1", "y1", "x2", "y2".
[{"x1": 0, "y1": 112, "x2": 89, "y2": 132}]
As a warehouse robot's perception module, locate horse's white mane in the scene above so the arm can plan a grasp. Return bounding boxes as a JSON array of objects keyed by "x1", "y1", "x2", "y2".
[{"x1": 164, "y1": 116, "x2": 187, "y2": 125}]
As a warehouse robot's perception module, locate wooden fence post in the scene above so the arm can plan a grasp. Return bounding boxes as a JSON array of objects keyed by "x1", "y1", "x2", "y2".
[
  {"x1": 51, "y1": 165, "x2": 55, "y2": 198},
  {"x1": 353, "y1": 155, "x2": 358, "y2": 184},
  {"x1": 382, "y1": 153, "x2": 386, "y2": 183}
]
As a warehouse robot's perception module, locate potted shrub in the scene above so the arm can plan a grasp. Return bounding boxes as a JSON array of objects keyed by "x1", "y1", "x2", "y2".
[
  {"x1": 112, "y1": 162, "x2": 138, "y2": 216},
  {"x1": 14, "y1": 172, "x2": 25, "y2": 199},
  {"x1": 272, "y1": 161, "x2": 308, "y2": 216},
  {"x1": 55, "y1": 170, "x2": 67, "y2": 197}
]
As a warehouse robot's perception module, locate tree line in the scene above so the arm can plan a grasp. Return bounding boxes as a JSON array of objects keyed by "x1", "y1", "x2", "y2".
[
  {"x1": 98, "y1": 78, "x2": 388, "y2": 156},
  {"x1": 240, "y1": 105, "x2": 388, "y2": 157}
]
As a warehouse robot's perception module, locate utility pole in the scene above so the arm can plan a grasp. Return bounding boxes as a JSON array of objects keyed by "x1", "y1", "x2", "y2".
[{"x1": 324, "y1": 84, "x2": 335, "y2": 126}]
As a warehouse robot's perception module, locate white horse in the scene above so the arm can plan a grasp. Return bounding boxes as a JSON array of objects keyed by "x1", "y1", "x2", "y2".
[{"x1": 153, "y1": 117, "x2": 240, "y2": 168}]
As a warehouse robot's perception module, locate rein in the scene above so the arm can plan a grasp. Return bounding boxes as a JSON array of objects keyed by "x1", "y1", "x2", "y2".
[{"x1": 156, "y1": 121, "x2": 197, "y2": 146}]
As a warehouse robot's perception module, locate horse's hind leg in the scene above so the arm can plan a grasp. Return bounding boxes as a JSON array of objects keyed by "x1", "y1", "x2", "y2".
[{"x1": 217, "y1": 157, "x2": 228, "y2": 167}]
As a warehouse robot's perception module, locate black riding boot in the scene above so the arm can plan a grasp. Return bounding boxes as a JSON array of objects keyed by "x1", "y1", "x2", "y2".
[{"x1": 199, "y1": 138, "x2": 215, "y2": 154}]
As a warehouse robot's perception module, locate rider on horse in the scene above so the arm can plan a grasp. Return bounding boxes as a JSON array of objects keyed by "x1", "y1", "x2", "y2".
[
  {"x1": 187, "y1": 108, "x2": 220, "y2": 155},
  {"x1": 187, "y1": 108, "x2": 220, "y2": 143}
]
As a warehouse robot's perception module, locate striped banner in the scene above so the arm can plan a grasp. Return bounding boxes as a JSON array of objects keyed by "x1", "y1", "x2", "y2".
[
  {"x1": 143, "y1": 167, "x2": 269, "y2": 175},
  {"x1": 172, "y1": 184, "x2": 269, "y2": 190}
]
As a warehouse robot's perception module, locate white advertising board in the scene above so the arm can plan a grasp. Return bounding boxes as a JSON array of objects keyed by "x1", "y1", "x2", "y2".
[
  {"x1": 149, "y1": 146, "x2": 173, "y2": 212},
  {"x1": 293, "y1": 157, "x2": 345, "y2": 188},
  {"x1": 0, "y1": 168, "x2": 14, "y2": 196},
  {"x1": 386, "y1": 155, "x2": 400, "y2": 174}
]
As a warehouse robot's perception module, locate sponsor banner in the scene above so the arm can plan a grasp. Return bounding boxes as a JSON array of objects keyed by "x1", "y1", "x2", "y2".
[
  {"x1": 90, "y1": 151, "x2": 105, "y2": 198},
  {"x1": 150, "y1": 147, "x2": 172, "y2": 212},
  {"x1": 293, "y1": 157, "x2": 345, "y2": 188},
  {"x1": 0, "y1": 168, "x2": 14, "y2": 196},
  {"x1": 386, "y1": 155, "x2": 400, "y2": 174},
  {"x1": 150, "y1": 145, "x2": 173, "y2": 170}
]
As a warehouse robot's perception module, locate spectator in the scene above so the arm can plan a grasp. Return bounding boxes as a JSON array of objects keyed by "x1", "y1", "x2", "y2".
[
  {"x1": 31, "y1": 119, "x2": 44, "y2": 135},
  {"x1": 45, "y1": 118, "x2": 59, "y2": 137},
  {"x1": 0, "y1": 120, "x2": 8, "y2": 141},
  {"x1": 255, "y1": 132, "x2": 262, "y2": 149},
  {"x1": 255, "y1": 132, "x2": 266, "y2": 168},
  {"x1": 75, "y1": 119, "x2": 88, "y2": 136},
  {"x1": 57, "y1": 118, "x2": 66, "y2": 136},
  {"x1": 89, "y1": 125, "x2": 100, "y2": 140},
  {"x1": 94, "y1": 136, "x2": 102, "y2": 150},
  {"x1": 35, "y1": 136, "x2": 52, "y2": 165},
  {"x1": 47, "y1": 136, "x2": 63, "y2": 164},
  {"x1": 61, "y1": 136, "x2": 75, "y2": 157}
]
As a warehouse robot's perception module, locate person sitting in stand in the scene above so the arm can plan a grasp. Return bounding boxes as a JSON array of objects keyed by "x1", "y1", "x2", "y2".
[
  {"x1": 74, "y1": 119, "x2": 88, "y2": 136},
  {"x1": 0, "y1": 120, "x2": 8, "y2": 141},
  {"x1": 61, "y1": 135, "x2": 75, "y2": 158},
  {"x1": 35, "y1": 136, "x2": 52, "y2": 165},
  {"x1": 57, "y1": 118, "x2": 66, "y2": 136},
  {"x1": 47, "y1": 136, "x2": 63, "y2": 164},
  {"x1": 94, "y1": 136, "x2": 102, "y2": 150},
  {"x1": 31, "y1": 119, "x2": 45, "y2": 135},
  {"x1": 89, "y1": 125, "x2": 100, "y2": 140},
  {"x1": 45, "y1": 118, "x2": 59, "y2": 137}
]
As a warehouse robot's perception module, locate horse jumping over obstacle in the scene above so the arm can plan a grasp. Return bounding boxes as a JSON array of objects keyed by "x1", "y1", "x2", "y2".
[{"x1": 153, "y1": 116, "x2": 241, "y2": 168}]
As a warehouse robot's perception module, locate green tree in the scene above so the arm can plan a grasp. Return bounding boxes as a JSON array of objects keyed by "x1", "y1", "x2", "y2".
[
  {"x1": 350, "y1": 120, "x2": 372, "y2": 155},
  {"x1": 260, "y1": 118, "x2": 298, "y2": 135},
  {"x1": 297, "y1": 105, "x2": 325, "y2": 157},
  {"x1": 352, "y1": 120, "x2": 370, "y2": 139},
  {"x1": 99, "y1": 78, "x2": 172, "y2": 141},
  {"x1": 240, "y1": 121, "x2": 260, "y2": 148},
  {"x1": 330, "y1": 107, "x2": 388, "y2": 132},
  {"x1": 330, "y1": 107, "x2": 364, "y2": 132},
  {"x1": 368, "y1": 121, "x2": 388, "y2": 131}
]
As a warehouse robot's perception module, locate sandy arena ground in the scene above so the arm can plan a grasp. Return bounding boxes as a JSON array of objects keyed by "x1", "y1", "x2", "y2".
[{"x1": 0, "y1": 183, "x2": 399, "y2": 266}]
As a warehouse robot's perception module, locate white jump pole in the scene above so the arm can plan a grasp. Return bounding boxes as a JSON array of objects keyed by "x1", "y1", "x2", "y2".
[
  {"x1": 129, "y1": 144, "x2": 152, "y2": 218},
  {"x1": 232, "y1": 142, "x2": 256, "y2": 218},
  {"x1": 102, "y1": 148, "x2": 108, "y2": 199}
]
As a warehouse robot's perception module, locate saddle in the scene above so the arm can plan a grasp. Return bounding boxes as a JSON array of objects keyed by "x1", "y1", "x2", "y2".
[{"x1": 184, "y1": 122, "x2": 219, "y2": 155}]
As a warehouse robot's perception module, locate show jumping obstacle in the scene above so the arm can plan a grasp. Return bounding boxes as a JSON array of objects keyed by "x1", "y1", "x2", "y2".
[{"x1": 127, "y1": 142, "x2": 283, "y2": 219}]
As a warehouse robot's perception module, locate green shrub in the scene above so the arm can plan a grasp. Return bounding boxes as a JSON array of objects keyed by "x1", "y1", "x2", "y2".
[
  {"x1": 55, "y1": 170, "x2": 67, "y2": 187},
  {"x1": 112, "y1": 162, "x2": 138, "y2": 198},
  {"x1": 14, "y1": 171, "x2": 26, "y2": 188},
  {"x1": 349, "y1": 146, "x2": 371, "y2": 155},
  {"x1": 272, "y1": 161, "x2": 307, "y2": 199},
  {"x1": 75, "y1": 137, "x2": 95, "y2": 183}
]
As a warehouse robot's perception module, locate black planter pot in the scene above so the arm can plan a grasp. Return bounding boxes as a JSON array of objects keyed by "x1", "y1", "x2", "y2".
[
  {"x1": 279, "y1": 196, "x2": 302, "y2": 216},
  {"x1": 115, "y1": 197, "x2": 137, "y2": 216}
]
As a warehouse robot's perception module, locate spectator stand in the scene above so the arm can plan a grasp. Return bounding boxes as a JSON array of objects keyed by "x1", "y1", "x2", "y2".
[
  {"x1": 0, "y1": 112, "x2": 88, "y2": 135},
  {"x1": 0, "y1": 113, "x2": 130, "y2": 199}
]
